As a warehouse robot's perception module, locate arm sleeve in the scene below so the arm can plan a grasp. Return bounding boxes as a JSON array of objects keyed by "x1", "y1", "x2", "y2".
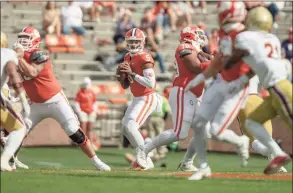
[{"x1": 134, "y1": 68, "x2": 156, "y2": 89}]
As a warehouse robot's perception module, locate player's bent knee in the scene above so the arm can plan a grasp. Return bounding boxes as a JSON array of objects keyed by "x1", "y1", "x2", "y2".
[
  {"x1": 123, "y1": 119, "x2": 139, "y2": 133},
  {"x1": 192, "y1": 116, "x2": 208, "y2": 134},
  {"x1": 69, "y1": 129, "x2": 86, "y2": 144},
  {"x1": 176, "y1": 121, "x2": 192, "y2": 140},
  {"x1": 62, "y1": 118, "x2": 80, "y2": 136},
  {"x1": 177, "y1": 132, "x2": 188, "y2": 141}
]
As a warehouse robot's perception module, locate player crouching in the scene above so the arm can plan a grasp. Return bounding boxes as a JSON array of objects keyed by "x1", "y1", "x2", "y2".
[
  {"x1": 12, "y1": 26, "x2": 110, "y2": 171},
  {"x1": 116, "y1": 28, "x2": 162, "y2": 170}
]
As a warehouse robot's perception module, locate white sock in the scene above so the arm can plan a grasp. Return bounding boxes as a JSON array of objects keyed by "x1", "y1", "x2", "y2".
[
  {"x1": 182, "y1": 137, "x2": 197, "y2": 164},
  {"x1": 193, "y1": 126, "x2": 208, "y2": 169},
  {"x1": 91, "y1": 155, "x2": 102, "y2": 164},
  {"x1": 246, "y1": 119, "x2": 285, "y2": 157},
  {"x1": 251, "y1": 139, "x2": 269, "y2": 157},
  {"x1": 124, "y1": 120, "x2": 145, "y2": 148},
  {"x1": 215, "y1": 129, "x2": 243, "y2": 147},
  {"x1": 144, "y1": 129, "x2": 177, "y2": 154},
  {"x1": 2, "y1": 127, "x2": 26, "y2": 162}
]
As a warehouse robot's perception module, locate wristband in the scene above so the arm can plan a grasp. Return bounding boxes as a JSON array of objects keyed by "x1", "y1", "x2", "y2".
[{"x1": 131, "y1": 72, "x2": 136, "y2": 79}]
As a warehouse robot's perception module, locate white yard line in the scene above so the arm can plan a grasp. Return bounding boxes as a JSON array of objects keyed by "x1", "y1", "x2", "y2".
[{"x1": 35, "y1": 161, "x2": 64, "y2": 168}]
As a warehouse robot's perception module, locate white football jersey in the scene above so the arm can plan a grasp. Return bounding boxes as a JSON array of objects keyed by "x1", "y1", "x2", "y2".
[
  {"x1": 1, "y1": 48, "x2": 18, "y2": 88},
  {"x1": 235, "y1": 31, "x2": 287, "y2": 89}
]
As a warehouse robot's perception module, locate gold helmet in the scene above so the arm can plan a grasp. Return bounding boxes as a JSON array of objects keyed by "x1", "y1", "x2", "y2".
[
  {"x1": 245, "y1": 7, "x2": 273, "y2": 32},
  {"x1": 1, "y1": 31, "x2": 8, "y2": 48}
]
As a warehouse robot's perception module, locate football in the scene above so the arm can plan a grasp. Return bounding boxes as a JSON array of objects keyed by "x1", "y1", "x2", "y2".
[{"x1": 117, "y1": 64, "x2": 130, "y2": 89}]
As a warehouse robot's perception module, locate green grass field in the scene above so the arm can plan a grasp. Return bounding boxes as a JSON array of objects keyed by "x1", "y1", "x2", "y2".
[{"x1": 1, "y1": 147, "x2": 292, "y2": 193}]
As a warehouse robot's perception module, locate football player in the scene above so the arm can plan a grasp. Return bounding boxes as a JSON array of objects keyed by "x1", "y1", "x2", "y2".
[
  {"x1": 0, "y1": 32, "x2": 30, "y2": 171},
  {"x1": 224, "y1": 7, "x2": 292, "y2": 174},
  {"x1": 0, "y1": 83, "x2": 29, "y2": 170},
  {"x1": 117, "y1": 28, "x2": 161, "y2": 169},
  {"x1": 13, "y1": 26, "x2": 110, "y2": 171},
  {"x1": 185, "y1": 2, "x2": 251, "y2": 180},
  {"x1": 141, "y1": 26, "x2": 211, "y2": 171}
]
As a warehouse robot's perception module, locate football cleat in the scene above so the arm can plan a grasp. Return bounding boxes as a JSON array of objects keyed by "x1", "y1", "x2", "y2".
[
  {"x1": 264, "y1": 154, "x2": 291, "y2": 175},
  {"x1": 14, "y1": 157, "x2": 29, "y2": 169},
  {"x1": 188, "y1": 166, "x2": 211, "y2": 181},
  {"x1": 93, "y1": 161, "x2": 111, "y2": 171},
  {"x1": 237, "y1": 135, "x2": 250, "y2": 167},
  {"x1": 135, "y1": 145, "x2": 148, "y2": 169},
  {"x1": 178, "y1": 162, "x2": 198, "y2": 172}
]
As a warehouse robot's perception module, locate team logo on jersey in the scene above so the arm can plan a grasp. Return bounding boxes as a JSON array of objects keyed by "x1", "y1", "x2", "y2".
[
  {"x1": 190, "y1": 100, "x2": 193, "y2": 105},
  {"x1": 148, "y1": 73, "x2": 153, "y2": 77}
]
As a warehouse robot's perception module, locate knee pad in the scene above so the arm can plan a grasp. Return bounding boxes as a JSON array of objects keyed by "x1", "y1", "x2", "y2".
[
  {"x1": 62, "y1": 118, "x2": 79, "y2": 136},
  {"x1": 69, "y1": 129, "x2": 86, "y2": 144},
  {"x1": 191, "y1": 116, "x2": 208, "y2": 134}
]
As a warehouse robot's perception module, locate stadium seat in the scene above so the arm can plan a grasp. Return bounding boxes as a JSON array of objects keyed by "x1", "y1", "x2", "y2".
[
  {"x1": 45, "y1": 35, "x2": 84, "y2": 53},
  {"x1": 105, "y1": 84, "x2": 127, "y2": 104},
  {"x1": 96, "y1": 102, "x2": 110, "y2": 116},
  {"x1": 92, "y1": 84, "x2": 107, "y2": 95}
]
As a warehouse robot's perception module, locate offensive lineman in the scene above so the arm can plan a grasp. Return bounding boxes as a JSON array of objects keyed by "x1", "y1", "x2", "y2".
[
  {"x1": 142, "y1": 26, "x2": 211, "y2": 171},
  {"x1": 13, "y1": 26, "x2": 110, "y2": 171},
  {"x1": 0, "y1": 32, "x2": 30, "y2": 171}
]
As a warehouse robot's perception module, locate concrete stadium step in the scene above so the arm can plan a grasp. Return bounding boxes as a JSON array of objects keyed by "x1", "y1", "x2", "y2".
[
  {"x1": 10, "y1": 2, "x2": 45, "y2": 10},
  {"x1": 61, "y1": 69, "x2": 172, "y2": 82},
  {"x1": 54, "y1": 50, "x2": 98, "y2": 60},
  {"x1": 61, "y1": 70, "x2": 116, "y2": 82},
  {"x1": 53, "y1": 59, "x2": 106, "y2": 71}
]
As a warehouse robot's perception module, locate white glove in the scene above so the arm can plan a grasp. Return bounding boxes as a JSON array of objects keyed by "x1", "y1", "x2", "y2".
[
  {"x1": 227, "y1": 75, "x2": 249, "y2": 93},
  {"x1": 13, "y1": 43, "x2": 24, "y2": 59},
  {"x1": 185, "y1": 73, "x2": 206, "y2": 92},
  {"x1": 12, "y1": 43, "x2": 24, "y2": 51}
]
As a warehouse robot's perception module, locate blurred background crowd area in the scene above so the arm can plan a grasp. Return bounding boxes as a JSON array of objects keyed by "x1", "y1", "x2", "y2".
[{"x1": 1, "y1": 1, "x2": 292, "y2": 149}]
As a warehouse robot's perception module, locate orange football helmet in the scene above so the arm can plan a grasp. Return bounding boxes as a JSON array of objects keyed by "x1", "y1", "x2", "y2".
[
  {"x1": 125, "y1": 28, "x2": 146, "y2": 54},
  {"x1": 17, "y1": 26, "x2": 41, "y2": 52},
  {"x1": 217, "y1": 1, "x2": 247, "y2": 26},
  {"x1": 180, "y1": 26, "x2": 208, "y2": 48}
]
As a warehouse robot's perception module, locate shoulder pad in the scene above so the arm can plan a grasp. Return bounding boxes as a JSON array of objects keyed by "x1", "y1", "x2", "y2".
[
  {"x1": 177, "y1": 43, "x2": 194, "y2": 57},
  {"x1": 30, "y1": 50, "x2": 49, "y2": 64}
]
